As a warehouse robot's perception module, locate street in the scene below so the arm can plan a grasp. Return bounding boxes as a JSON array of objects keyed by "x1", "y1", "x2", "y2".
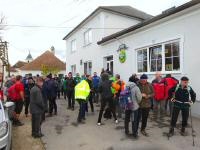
[{"x1": 41, "y1": 96, "x2": 200, "y2": 150}]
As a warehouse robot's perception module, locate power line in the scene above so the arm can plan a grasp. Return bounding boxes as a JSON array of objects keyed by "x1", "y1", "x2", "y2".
[{"x1": 0, "y1": 24, "x2": 126, "y2": 30}]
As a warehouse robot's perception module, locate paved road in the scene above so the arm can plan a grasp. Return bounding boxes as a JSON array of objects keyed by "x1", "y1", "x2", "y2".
[{"x1": 42, "y1": 97, "x2": 200, "y2": 150}]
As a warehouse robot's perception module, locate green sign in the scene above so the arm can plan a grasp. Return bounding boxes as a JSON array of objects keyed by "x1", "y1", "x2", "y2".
[{"x1": 119, "y1": 49, "x2": 126, "y2": 63}]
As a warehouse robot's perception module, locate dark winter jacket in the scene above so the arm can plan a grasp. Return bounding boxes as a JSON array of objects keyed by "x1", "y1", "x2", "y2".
[
  {"x1": 47, "y1": 79, "x2": 57, "y2": 98},
  {"x1": 169, "y1": 84, "x2": 196, "y2": 109},
  {"x1": 66, "y1": 77, "x2": 76, "y2": 92},
  {"x1": 138, "y1": 82, "x2": 154, "y2": 108},
  {"x1": 98, "y1": 73, "x2": 113, "y2": 100},
  {"x1": 30, "y1": 85, "x2": 44, "y2": 114}
]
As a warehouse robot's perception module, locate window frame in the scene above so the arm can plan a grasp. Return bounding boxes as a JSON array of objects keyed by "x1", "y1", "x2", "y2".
[
  {"x1": 71, "y1": 39, "x2": 77, "y2": 53},
  {"x1": 136, "y1": 39, "x2": 182, "y2": 74},
  {"x1": 84, "y1": 29, "x2": 92, "y2": 46}
]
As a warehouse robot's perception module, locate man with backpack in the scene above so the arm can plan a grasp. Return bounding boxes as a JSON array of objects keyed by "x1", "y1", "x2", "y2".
[
  {"x1": 168, "y1": 76, "x2": 196, "y2": 137},
  {"x1": 123, "y1": 77, "x2": 142, "y2": 138},
  {"x1": 97, "y1": 73, "x2": 118, "y2": 126},
  {"x1": 8, "y1": 75, "x2": 25, "y2": 126},
  {"x1": 137, "y1": 74, "x2": 154, "y2": 136}
]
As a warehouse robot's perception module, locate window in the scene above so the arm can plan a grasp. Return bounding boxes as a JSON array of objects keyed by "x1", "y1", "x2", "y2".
[
  {"x1": 71, "y1": 39, "x2": 76, "y2": 52},
  {"x1": 84, "y1": 61, "x2": 92, "y2": 75},
  {"x1": 137, "y1": 40, "x2": 180, "y2": 73},
  {"x1": 149, "y1": 45, "x2": 162, "y2": 72},
  {"x1": 165, "y1": 42, "x2": 180, "y2": 71},
  {"x1": 71, "y1": 65, "x2": 76, "y2": 76},
  {"x1": 137, "y1": 49, "x2": 147, "y2": 72},
  {"x1": 84, "y1": 29, "x2": 92, "y2": 46}
]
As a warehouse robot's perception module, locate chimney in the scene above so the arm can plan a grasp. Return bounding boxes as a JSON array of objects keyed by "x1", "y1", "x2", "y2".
[{"x1": 50, "y1": 46, "x2": 55, "y2": 55}]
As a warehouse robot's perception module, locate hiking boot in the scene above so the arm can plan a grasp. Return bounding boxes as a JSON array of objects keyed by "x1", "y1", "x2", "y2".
[
  {"x1": 181, "y1": 128, "x2": 186, "y2": 136},
  {"x1": 141, "y1": 130, "x2": 149, "y2": 137},
  {"x1": 46, "y1": 114, "x2": 52, "y2": 117},
  {"x1": 54, "y1": 112, "x2": 57, "y2": 116},
  {"x1": 133, "y1": 134, "x2": 139, "y2": 139},
  {"x1": 168, "y1": 128, "x2": 174, "y2": 137},
  {"x1": 13, "y1": 120, "x2": 24, "y2": 126}
]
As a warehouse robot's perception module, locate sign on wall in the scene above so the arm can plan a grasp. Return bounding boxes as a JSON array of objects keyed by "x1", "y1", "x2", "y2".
[{"x1": 118, "y1": 44, "x2": 128, "y2": 63}]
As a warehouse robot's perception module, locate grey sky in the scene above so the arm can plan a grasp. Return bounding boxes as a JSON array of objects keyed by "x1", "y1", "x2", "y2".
[{"x1": 0, "y1": 0, "x2": 190, "y2": 65}]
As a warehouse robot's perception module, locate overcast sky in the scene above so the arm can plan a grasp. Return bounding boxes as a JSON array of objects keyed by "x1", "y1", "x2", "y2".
[{"x1": 0, "y1": 0, "x2": 190, "y2": 65}]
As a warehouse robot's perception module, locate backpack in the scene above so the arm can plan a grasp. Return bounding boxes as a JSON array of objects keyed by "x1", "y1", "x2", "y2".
[
  {"x1": 119, "y1": 87, "x2": 134, "y2": 110},
  {"x1": 8, "y1": 84, "x2": 18, "y2": 101}
]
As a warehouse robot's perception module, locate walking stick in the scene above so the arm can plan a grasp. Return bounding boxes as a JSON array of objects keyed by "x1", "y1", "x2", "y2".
[{"x1": 189, "y1": 107, "x2": 195, "y2": 146}]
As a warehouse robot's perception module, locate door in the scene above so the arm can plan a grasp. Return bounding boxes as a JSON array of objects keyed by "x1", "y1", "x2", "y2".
[{"x1": 105, "y1": 56, "x2": 113, "y2": 75}]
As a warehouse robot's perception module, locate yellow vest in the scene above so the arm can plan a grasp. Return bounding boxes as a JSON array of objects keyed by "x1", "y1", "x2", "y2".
[{"x1": 75, "y1": 80, "x2": 90, "y2": 101}]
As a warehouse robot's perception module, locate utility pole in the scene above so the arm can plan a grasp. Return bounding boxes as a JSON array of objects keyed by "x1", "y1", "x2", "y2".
[{"x1": 0, "y1": 40, "x2": 9, "y2": 88}]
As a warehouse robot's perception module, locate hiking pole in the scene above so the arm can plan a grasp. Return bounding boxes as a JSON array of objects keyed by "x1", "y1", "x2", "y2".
[{"x1": 189, "y1": 107, "x2": 195, "y2": 146}]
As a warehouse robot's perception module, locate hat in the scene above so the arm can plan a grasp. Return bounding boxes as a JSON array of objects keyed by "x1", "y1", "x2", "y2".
[
  {"x1": 47, "y1": 73, "x2": 52, "y2": 79},
  {"x1": 140, "y1": 74, "x2": 148, "y2": 80},
  {"x1": 181, "y1": 76, "x2": 189, "y2": 81}
]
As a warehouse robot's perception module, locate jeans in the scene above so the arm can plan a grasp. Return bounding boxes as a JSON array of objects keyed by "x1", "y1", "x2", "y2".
[
  {"x1": 32, "y1": 113, "x2": 42, "y2": 136},
  {"x1": 97, "y1": 97, "x2": 117, "y2": 123},
  {"x1": 153, "y1": 100, "x2": 165, "y2": 113},
  {"x1": 171, "y1": 106, "x2": 189, "y2": 128},
  {"x1": 24, "y1": 96, "x2": 30, "y2": 115},
  {"x1": 77, "y1": 101, "x2": 86, "y2": 122},
  {"x1": 49, "y1": 97, "x2": 57, "y2": 114},
  {"x1": 125, "y1": 109, "x2": 139, "y2": 135},
  {"x1": 138, "y1": 108, "x2": 150, "y2": 131},
  {"x1": 86, "y1": 94, "x2": 94, "y2": 112},
  {"x1": 67, "y1": 90, "x2": 75, "y2": 108}
]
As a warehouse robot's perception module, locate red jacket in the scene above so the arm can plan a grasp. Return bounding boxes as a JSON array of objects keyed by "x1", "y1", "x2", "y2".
[{"x1": 163, "y1": 77, "x2": 178, "y2": 100}]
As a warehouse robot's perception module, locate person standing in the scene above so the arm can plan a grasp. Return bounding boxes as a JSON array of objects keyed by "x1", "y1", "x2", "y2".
[
  {"x1": 66, "y1": 72, "x2": 76, "y2": 110},
  {"x1": 97, "y1": 73, "x2": 118, "y2": 126},
  {"x1": 30, "y1": 77, "x2": 45, "y2": 138},
  {"x1": 47, "y1": 74, "x2": 58, "y2": 116},
  {"x1": 24, "y1": 77, "x2": 35, "y2": 117},
  {"x1": 152, "y1": 72, "x2": 165, "y2": 114},
  {"x1": 168, "y1": 76, "x2": 196, "y2": 137},
  {"x1": 129, "y1": 74, "x2": 139, "y2": 85},
  {"x1": 75, "y1": 80, "x2": 90, "y2": 123},
  {"x1": 124, "y1": 78, "x2": 142, "y2": 138},
  {"x1": 74, "y1": 73, "x2": 82, "y2": 85},
  {"x1": 137, "y1": 74, "x2": 154, "y2": 136},
  {"x1": 9, "y1": 75, "x2": 25, "y2": 126},
  {"x1": 92, "y1": 72, "x2": 100, "y2": 103},
  {"x1": 86, "y1": 75, "x2": 94, "y2": 113}
]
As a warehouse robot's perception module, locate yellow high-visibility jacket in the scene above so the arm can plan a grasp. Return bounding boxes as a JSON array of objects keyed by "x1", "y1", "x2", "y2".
[{"x1": 75, "y1": 80, "x2": 90, "y2": 101}]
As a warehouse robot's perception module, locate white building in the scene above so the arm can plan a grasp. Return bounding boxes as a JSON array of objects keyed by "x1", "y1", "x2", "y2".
[
  {"x1": 97, "y1": 1, "x2": 200, "y2": 117},
  {"x1": 63, "y1": 6, "x2": 152, "y2": 76},
  {"x1": 64, "y1": 1, "x2": 200, "y2": 117}
]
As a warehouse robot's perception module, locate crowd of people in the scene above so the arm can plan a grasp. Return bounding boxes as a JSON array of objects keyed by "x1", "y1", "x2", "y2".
[{"x1": 2, "y1": 70, "x2": 196, "y2": 140}]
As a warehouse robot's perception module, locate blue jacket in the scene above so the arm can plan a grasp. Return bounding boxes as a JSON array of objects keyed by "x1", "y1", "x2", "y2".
[{"x1": 92, "y1": 76, "x2": 100, "y2": 89}]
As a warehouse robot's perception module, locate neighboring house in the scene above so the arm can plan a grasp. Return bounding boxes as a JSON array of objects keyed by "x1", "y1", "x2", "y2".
[
  {"x1": 20, "y1": 50, "x2": 66, "y2": 76},
  {"x1": 63, "y1": 6, "x2": 152, "y2": 76},
  {"x1": 9, "y1": 61, "x2": 27, "y2": 76},
  {"x1": 96, "y1": 1, "x2": 200, "y2": 117}
]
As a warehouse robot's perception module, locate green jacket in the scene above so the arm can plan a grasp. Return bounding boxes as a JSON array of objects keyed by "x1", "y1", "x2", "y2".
[
  {"x1": 138, "y1": 82, "x2": 154, "y2": 108},
  {"x1": 75, "y1": 80, "x2": 90, "y2": 101}
]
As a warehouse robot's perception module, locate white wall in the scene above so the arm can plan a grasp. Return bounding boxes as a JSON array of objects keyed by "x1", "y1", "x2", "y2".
[
  {"x1": 65, "y1": 11, "x2": 142, "y2": 76},
  {"x1": 101, "y1": 5, "x2": 200, "y2": 117}
]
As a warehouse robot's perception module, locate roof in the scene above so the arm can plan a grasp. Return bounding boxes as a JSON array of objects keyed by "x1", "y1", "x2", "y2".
[
  {"x1": 97, "y1": 0, "x2": 200, "y2": 45},
  {"x1": 20, "y1": 50, "x2": 66, "y2": 71},
  {"x1": 9, "y1": 67, "x2": 17, "y2": 72},
  {"x1": 12, "y1": 61, "x2": 27, "y2": 68},
  {"x1": 63, "y1": 6, "x2": 153, "y2": 40}
]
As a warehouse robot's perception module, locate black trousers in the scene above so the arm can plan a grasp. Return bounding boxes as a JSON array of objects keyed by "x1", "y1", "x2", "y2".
[
  {"x1": 49, "y1": 97, "x2": 57, "y2": 114},
  {"x1": 97, "y1": 97, "x2": 117, "y2": 123},
  {"x1": 87, "y1": 94, "x2": 94, "y2": 112},
  {"x1": 57, "y1": 90, "x2": 60, "y2": 99},
  {"x1": 125, "y1": 109, "x2": 139, "y2": 135},
  {"x1": 32, "y1": 113, "x2": 42, "y2": 136},
  {"x1": 138, "y1": 108, "x2": 150, "y2": 131},
  {"x1": 24, "y1": 97, "x2": 30, "y2": 115},
  {"x1": 67, "y1": 91, "x2": 75, "y2": 108},
  {"x1": 64, "y1": 90, "x2": 67, "y2": 99},
  {"x1": 171, "y1": 106, "x2": 189, "y2": 128}
]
